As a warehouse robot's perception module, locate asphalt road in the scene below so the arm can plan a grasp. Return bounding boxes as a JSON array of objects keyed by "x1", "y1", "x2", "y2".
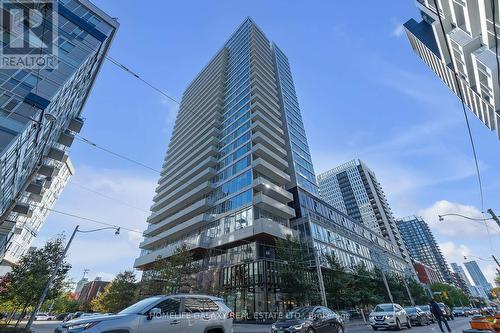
[
  {"x1": 30, "y1": 317, "x2": 472, "y2": 333},
  {"x1": 346, "y1": 317, "x2": 471, "y2": 333}
]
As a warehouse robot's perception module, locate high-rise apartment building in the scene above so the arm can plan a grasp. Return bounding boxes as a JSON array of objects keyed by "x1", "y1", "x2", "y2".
[
  {"x1": 135, "y1": 18, "x2": 414, "y2": 314},
  {"x1": 0, "y1": 0, "x2": 118, "y2": 263},
  {"x1": 464, "y1": 260, "x2": 493, "y2": 295},
  {"x1": 404, "y1": 0, "x2": 500, "y2": 139},
  {"x1": 0, "y1": 159, "x2": 73, "y2": 275},
  {"x1": 450, "y1": 262, "x2": 473, "y2": 291},
  {"x1": 396, "y1": 215, "x2": 453, "y2": 284},
  {"x1": 317, "y1": 159, "x2": 412, "y2": 267}
]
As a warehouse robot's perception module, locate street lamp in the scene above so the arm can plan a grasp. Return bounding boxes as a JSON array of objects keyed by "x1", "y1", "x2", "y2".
[
  {"x1": 25, "y1": 225, "x2": 120, "y2": 330},
  {"x1": 438, "y1": 209, "x2": 500, "y2": 229},
  {"x1": 464, "y1": 255, "x2": 500, "y2": 272}
]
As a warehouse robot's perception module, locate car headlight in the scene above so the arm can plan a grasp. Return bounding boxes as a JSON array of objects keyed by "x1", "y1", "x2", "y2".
[
  {"x1": 385, "y1": 315, "x2": 394, "y2": 319},
  {"x1": 291, "y1": 322, "x2": 305, "y2": 330},
  {"x1": 271, "y1": 324, "x2": 276, "y2": 330},
  {"x1": 66, "y1": 322, "x2": 100, "y2": 332}
]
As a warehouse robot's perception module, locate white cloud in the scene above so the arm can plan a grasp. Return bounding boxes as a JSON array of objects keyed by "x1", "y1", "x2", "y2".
[
  {"x1": 392, "y1": 23, "x2": 405, "y2": 37},
  {"x1": 439, "y1": 241, "x2": 471, "y2": 264},
  {"x1": 419, "y1": 200, "x2": 500, "y2": 238},
  {"x1": 160, "y1": 96, "x2": 179, "y2": 126},
  {"x1": 34, "y1": 165, "x2": 156, "y2": 281}
]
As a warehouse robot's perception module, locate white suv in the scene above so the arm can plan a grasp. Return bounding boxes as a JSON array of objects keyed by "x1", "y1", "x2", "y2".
[
  {"x1": 55, "y1": 294, "x2": 233, "y2": 333},
  {"x1": 369, "y1": 303, "x2": 412, "y2": 331}
]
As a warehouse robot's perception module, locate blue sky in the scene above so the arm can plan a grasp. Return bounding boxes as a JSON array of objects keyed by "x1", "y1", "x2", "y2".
[{"x1": 34, "y1": 0, "x2": 499, "y2": 285}]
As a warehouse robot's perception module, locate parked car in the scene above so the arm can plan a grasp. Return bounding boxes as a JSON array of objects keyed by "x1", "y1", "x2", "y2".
[
  {"x1": 271, "y1": 306, "x2": 345, "y2": 333},
  {"x1": 35, "y1": 313, "x2": 56, "y2": 321},
  {"x1": 452, "y1": 307, "x2": 467, "y2": 317},
  {"x1": 438, "y1": 303, "x2": 454, "y2": 320},
  {"x1": 369, "y1": 303, "x2": 412, "y2": 331},
  {"x1": 404, "y1": 307, "x2": 431, "y2": 326},
  {"x1": 416, "y1": 304, "x2": 436, "y2": 323},
  {"x1": 56, "y1": 313, "x2": 68, "y2": 321},
  {"x1": 55, "y1": 294, "x2": 233, "y2": 333}
]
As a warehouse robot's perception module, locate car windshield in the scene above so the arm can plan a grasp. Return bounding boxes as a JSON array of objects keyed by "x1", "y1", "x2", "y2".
[
  {"x1": 374, "y1": 305, "x2": 394, "y2": 312},
  {"x1": 285, "y1": 307, "x2": 314, "y2": 319},
  {"x1": 119, "y1": 296, "x2": 163, "y2": 314},
  {"x1": 404, "y1": 307, "x2": 417, "y2": 314}
]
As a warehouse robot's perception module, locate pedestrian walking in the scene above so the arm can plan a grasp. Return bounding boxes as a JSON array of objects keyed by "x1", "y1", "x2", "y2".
[{"x1": 430, "y1": 298, "x2": 451, "y2": 333}]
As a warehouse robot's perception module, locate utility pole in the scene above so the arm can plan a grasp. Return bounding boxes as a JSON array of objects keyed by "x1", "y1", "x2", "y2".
[
  {"x1": 487, "y1": 209, "x2": 500, "y2": 228},
  {"x1": 492, "y1": 255, "x2": 500, "y2": 274},
  {"x1": 313, "y1": 247, "x2": 328, "y2": 307},
  {"x1": 403, "y1": 278, "x2": 415, "y2": 306},
  {"x1": 25, "y1": 225, "x2": 79, "y2": 331},
  {"x1": 381, "y1": 269, "x2": 394, "y2": 303}
]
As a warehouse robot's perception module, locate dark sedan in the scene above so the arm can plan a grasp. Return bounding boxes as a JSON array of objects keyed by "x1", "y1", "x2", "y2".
[
  {"x1": 272, "y1": 306, "x2": 344, "y2": 333},
  {"x1": 404, "y1": 307, "x2": 431, "y2": 326},
  {"x1": 416, "y1": 304, "x2": 436, "y2": 323}
]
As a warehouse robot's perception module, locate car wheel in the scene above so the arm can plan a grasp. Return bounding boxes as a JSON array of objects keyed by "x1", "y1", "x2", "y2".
[
  {"x1": 306, "y1": 328, "x2": 315, "y2": 333},
  {"x1": 395, "y1": 319, "x2": 402, "y2": 330},
  {"x1": 406, "y1": 317, "x2": 412, "y2": 329},
  {"x1": 419, "y1": 317, "x2": 425, "y2": 326}
]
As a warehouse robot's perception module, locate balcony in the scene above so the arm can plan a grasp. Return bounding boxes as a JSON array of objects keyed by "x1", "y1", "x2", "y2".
[
  {"x1": 147, "y1": 197, "x2": 211, "y2": 226},
  {"x1": 251, "y1": 105, "x2": 282, "y2": 130},
  {"x1": 157, "y1": 156, "x2": 217, "y2": 193},
  {"x1": 26, "y1": 181, "x2": 44, "y2": 195},
  {"x1": 150, "y1": 181, "x2": 214, "y2": 222},
  {"x1": 38, "y1": 164, "x2": 56, "y2": 177},
  {"x1": 209, "y1": 218, "x2": 297, "y2": 248},
  {"x1": 68, "y1": 117, "x2": 84, "y2": 133},
  {"x1": 57, "y1": 130, "x2": 75, "y2": 147},
  {"x1": 252, "y1": 143, "x2": 289, "y2": 170},
  {"x1": 153, "y1": 168, "x2": 216, "y2": 203},
  {"x1": 12, "y1": 203, "x2": 31, "y2": 216},
  {"x1": 141, "y1": 213, "x2": 205, "y2": 247},
  {"x1": 47, "y1": 147, "x2": 67, "y2": 162},
  {"x1": 134, "y1": 234, "x2": 211, "y2": 269},
  {"x1": 251, "y1": 132, "x2": 286, "y2": 157},
  {"x1": 162, "y1": 144, "x2": 218, "y2": 179},
  {"x1": 253, "y1": 177, "x2": 293, "y2": 203},
  {"x1": 252, "y1": 158, "x2": 290, "y2": 185},
  {"x1": 253, "y1": 192, "x2": 295, "y2": 219}
]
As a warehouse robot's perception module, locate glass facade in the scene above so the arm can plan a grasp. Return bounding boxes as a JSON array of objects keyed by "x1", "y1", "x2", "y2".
[
  {"x1": 272, "y1": 44, "x2": 319, "y2": 195},
  {"x1": 0, "y1": 0, "x2": 118, "y2": 266},
  {"x1": 136, "y1": 18, "x2": 416, "y2": 316},
  {"x1": 396, "y1": 216, "x2": 452, "y2": 283}
]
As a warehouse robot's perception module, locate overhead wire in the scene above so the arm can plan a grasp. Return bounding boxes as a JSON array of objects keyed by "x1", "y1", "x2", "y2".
[{"x1": 431, "y1": 0, "x2": 492, "y2": 249}]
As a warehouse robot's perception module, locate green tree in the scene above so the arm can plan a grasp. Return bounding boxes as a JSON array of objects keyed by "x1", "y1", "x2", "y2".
[
  {"x1": 41, "y1": 291, "x2": 80, "y2": 314},
  {"x1": 323, "y1": 254, "x2": 352, "y2": 309},
  {"x1": 275, "y1": 236, "x2": 317, "y2": 306},
  {"x1": 0, "y1": 238, "x2": 71, "y2": 324},
  {"x1": 406, "y1": 280, "x2": 430, "y2": 305},
  {"x1": 431, "y1": 282, "x2": 470, "y2": 307},
  {"x1": 138, "y1": 244, "x2": 198, "y2": 298},
  {"x1": 350, "y1": 263, "x2": 384, "y2": 308},
  {"x1": 91, "y1": 271, "x2": 137, "y2": 313}
]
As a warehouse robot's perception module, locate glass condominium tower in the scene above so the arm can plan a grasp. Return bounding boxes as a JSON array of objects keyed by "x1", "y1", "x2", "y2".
[
  {"x1": 135, "y1": 18, "x2": 315, "y2": 270},
  {"x1": 404, "y1": 0, "x2": 500, "y2": 139},
  {"x1": 136, "y1": 18, "x2": 414, "y2": 314},
  {"x1": 0, "y1": 0, "x2": 118, "y2": 264}
]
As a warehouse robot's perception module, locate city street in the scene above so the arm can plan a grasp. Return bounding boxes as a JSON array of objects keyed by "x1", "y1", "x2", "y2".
[{"x1": 31, "y1": 317, "x2": 472, "y2": 333}]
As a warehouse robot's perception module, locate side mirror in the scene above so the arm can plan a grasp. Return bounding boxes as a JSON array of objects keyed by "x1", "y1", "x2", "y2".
[{"x1": 148, "y1": 308, "x2": 161, "y2": 320}]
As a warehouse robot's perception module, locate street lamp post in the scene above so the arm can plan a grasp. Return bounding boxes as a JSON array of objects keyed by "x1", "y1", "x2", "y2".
[
  {"x1": 25, "y1": 225, "x2": 120, "y2": 331},
  {"x1": 438, "y1": 209, "x2": 500, "y2": 229}
]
